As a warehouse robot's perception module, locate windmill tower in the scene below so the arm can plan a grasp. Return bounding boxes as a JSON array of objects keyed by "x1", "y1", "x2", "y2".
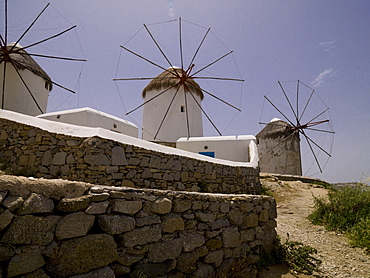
[
  {"x1": 256, "y1": 118, "x2": 302, "y2": 175},
  {"x1": 258, "y1": 80, "x2": 335, "y2": 176},
  {"x1": 0, "y1": 43, "x2": 52, "y2": 116},
  {"x1": 142, "y1": 67, "x2": 204, "y2": 143}
]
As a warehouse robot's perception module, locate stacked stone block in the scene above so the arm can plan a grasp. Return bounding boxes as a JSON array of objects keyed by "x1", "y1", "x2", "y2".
[
  {"x1": 0, "y1": 175, "x2": 277, "y2": 278},
  {"x1": 0, "y1": 118, "x2": 260, "y2": 195}
]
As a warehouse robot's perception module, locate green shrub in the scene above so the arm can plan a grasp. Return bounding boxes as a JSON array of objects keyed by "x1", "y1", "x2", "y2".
[
  {"x1": 258, "y1": 236, "x2": 321, "y2": 275},
  {"x1": 279, "y1": 238, "x2": 322, "y2": 275},
  {"x1": 347, "y1": 217, "x2": 370, "y2": 253},
  {"x1": 308, "y1": 184, "x2": 370, "y2": 232},
  {"x1": 308, "y1": 184, "x2": 370, "y2": 252}
]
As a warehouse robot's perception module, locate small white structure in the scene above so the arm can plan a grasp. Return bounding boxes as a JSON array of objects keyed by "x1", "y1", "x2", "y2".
[
  {"x1": 142, "y1": 67, "x2": 203, "y2": 143},
  {"x1": 256, "y1": 118, "x2": 302, "y2": 175},
  {"x1": 0, "y1": 43, "x2": 52, "y2": 116},
  {"x1": 37, "y1": 107, "x2": 138, "y2": 138},
  {"x1": 176, "y1": 135, "x2": 258, "y2": 163}
]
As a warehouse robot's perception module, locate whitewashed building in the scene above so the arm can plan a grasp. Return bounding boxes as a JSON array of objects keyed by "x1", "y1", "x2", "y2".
[
  {"x1": 177, "y1": 135, "x2": 258, "y2": 164},
  {"x1": 0, "y1": 43, "x2": 52, "y2": 116},
  {"x1": 142, "y1": 67, "x2": 203, "y2": 143},
  {"x1": 37, "y1": 107, "x2": 138, "y2": 137}
]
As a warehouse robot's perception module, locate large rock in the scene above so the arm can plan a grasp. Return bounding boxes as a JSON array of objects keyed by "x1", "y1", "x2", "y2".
[
  {"x1": 176, "y1": 251, "x2": 199, "y2": 273},
  {"x1": 192, "y1": 262, "x2": 215, "y2": 278},
  {"x1": 111, "y1": 200, "x2": 142, "y2": 215},
  {"x1": 147, "y1": 238, "x2": 182, "y2": 263},
  {"x1": 56, "y1": 212, "x2": 95, "y2": 240},
  {"x1": 151, "y1": 198, "x2": 172, "y2": 214},
  {"x1": 0, "y1": 175, "x2": 90, "y2": 200},
  {"x1": 69, "y1": 266, "x2": 115, "y2": 278},
  {"x1": 222, "y1": 227, "x2": 241, "y2": 248},
  {"x1": 0, "y1": 209, "x2": 13, "y2": 231},
  {"x1": 45, "y1": 234, "x2": 118, "y2": 277},
  {"x1": 7, "y1": 247, "x2": 45, "y2": 277},
  {"x1": 131, "y1": 263, "x2": 167, "y2": 277},
  {"x1": 97, "y1": 214, "x2": 135, "y2": 234},
  {"x1": 56, "y1": 196, "x2": 90, "y2": 212},
  {"x1": 1, "y1": 215, "x2": 56, "y2": 245},
  {"x1": 0, "y1": 244, "x2": 15, "y2": 261},
  {"x1": 18, "y1": 193, "x2": 54, "y2": 215},
  {"x1": 181, "y1": 232, "x2": 206, "y2": 252},
  {"x1": 118, "y1": 225, "x2": 161, "y2": 248}
]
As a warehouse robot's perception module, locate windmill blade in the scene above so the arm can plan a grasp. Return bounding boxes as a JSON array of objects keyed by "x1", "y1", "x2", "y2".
[
  {"x1": 1, "y1": 61, "x2": 7, "y2": 109},
  {"x1": 278, "y1": 81, "x2": 299, "y2": 123},
  {"x1": 9, "y1": 60, "x2": 44, "y2": 113},
  {"x1": 301, "y1": 130, "x2": 323, "y2": 173},
  {"x1": 0, "y1": 34, "x2": 5, "y2": 46},
  {"x1": 27, "y1": 53, "x2": 86, "y2": 62},
  {"x1": 305, "y1": 127, "x2": 335, "y2": 134},
  {"x1": 192, "y1": 76, "x2": 244, "y2": 82},
  {"x1": 21, "y1": 25, "x2": 77, "y2": 51},
  {"x1": 187, "y1": 27, "x2": 211, "y2": 70},
  {"x1": 154, "y1": 85, "x2": 181, "y2": 140},
  {"x1": 183, "y1": 82, "x2": 190, "y2": 138},
  {"x1": 296, "y1": 80, "x2": 299, "y2": 120},
  {"x1": 143, "y1": 24, "x2": 178, "y2": 76},
  {"x1": 187, "y1": 88, "x2": 222, "y2": 136},
  {"x1": 9, "y1": 3, "x2": 50, "y2": 54},
  {"x1": 4, "y1": 0, "x2": 7, "y2": 45},
  {"x1": 190, "y1": 81, "x2": 241, "y2": 111},
  {"x1": 306, "y1": 107, "x2": 330, "y2": 125},
  {"x1": 114, "y1": 76, "x2": 180, "y2": 81},
  {"x1": 51, "y1": 81, "x2": 76, "y2": 94},
  {"x1": 125, "y1": 82, "x2": 180, "y2": 115},
  {"x1": 300, "y1": 129, "x2": 332, "y2": 157},
  {"x1": 263, "y1": 95, "x2": 296, "y2": 127},
  {"x1": 179, "y1": 17, "x2": 184, "y2": 70},
  {"x1": 191, "y1": 50, "x2": 233, "y2": 76},
  {"x1": 120, "y1": 45, "x2": 173, "y2": 75},
  {"x1": 9, "y1": 58, "x2": 77, "y2": 94},
  {"x1": 299, "y1": 87, "x2": 315, "y2": 122}
]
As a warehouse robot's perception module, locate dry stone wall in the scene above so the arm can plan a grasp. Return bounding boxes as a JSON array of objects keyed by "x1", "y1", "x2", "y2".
[
  {"x1": 0, "y1": 175, "x2": 277, "y2": 278},
  {"x1": 0, "y1": 118, "x2": 260, "y2": 195}
]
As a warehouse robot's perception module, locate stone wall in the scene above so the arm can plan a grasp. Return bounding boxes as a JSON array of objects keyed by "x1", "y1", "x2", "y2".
[
  {"x1": 0, "y1": 175, "x2": 277, "y2": 278},
  {"x1": 0, "y1": 116, "x2": 261, "y2": 195}
]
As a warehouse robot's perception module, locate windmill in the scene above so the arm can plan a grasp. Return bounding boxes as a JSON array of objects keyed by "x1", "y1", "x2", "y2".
[
  {"x1": 0, "y1": 1, "x2": 85, "y2": 116},
  {"x1": 114, "y1": 18, "x2": 244, "y2": 143},
  {"x1": 257, "y1": 80, "x2": 335, "y2": 177}
]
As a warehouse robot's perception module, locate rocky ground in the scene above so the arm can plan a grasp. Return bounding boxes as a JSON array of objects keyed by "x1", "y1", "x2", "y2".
[{"x1": 258, "y1": 174, "x2": 369, "y2": 278}]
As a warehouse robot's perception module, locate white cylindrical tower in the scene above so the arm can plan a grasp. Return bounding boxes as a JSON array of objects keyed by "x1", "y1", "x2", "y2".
[
  {"x1": 0, "y1": 43, "x2": 52, "y2": 116},
  {"x1": 142, "y1": 67, "x2": 203, "y2": 143}
]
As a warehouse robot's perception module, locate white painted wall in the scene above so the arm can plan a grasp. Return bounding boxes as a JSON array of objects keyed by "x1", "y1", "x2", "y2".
[
  {"x1": 37, "y1": 107, "x2": 138, "y2": 138},
  {"x1": 1, "y1": 109, "x2": 258, "y2": 168},
  {"x1": 142, "y1": 86, "x2": 203, "y2": 142},
  {"x1": 176, "y1": 135, "x2": 258, "y2": 163},
  {"x1": 0, "y1": 65, "x2": 49, "y2": 116}
]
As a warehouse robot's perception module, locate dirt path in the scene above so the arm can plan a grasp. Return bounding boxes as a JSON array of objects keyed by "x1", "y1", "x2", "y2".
[{"x1": 258, "y1": 175, "x2": 370, "y2": 278}]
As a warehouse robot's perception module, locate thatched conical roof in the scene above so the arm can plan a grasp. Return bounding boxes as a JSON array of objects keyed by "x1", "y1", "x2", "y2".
[
  {"x1": 0, "y1": 43, "x2": 52, "y2": 91},
  {"x1": 256, "y1": 118, "x2": 295, "y2": 139},
  {"x1": 142, "y1": 67, "x2": 203, "y2": 99}
]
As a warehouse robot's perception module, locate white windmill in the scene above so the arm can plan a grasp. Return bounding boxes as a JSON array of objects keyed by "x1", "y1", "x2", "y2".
[
  {"x1": 114, "y1": 18, "x2": 243, "y2": 145},
  {"x1": 0, "y1": 1, "x2": 85, "y2": 116}
]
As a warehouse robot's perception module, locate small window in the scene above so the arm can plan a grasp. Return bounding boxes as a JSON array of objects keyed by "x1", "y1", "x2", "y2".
[{"x1": 180, "y1": 105, "x2": 185, "y2": 112}]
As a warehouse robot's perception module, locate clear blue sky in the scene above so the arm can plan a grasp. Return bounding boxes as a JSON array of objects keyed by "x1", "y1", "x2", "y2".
[{"x1": 2, "y1": 0, "x2": 370, "y2": 183}]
